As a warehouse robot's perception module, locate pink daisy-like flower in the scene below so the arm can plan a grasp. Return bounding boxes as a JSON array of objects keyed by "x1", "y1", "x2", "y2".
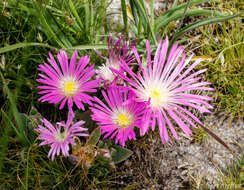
[
  {"x1": 35, "y1": 110, "x2": 89, "y2": 161},
  {"x1": 111, "y1": 37, "x2": 214, "y2": 143},
  {"x1": 90, "y1": 86, "x2": 146, "y2": 146},
  {"x1": 96, "y1": 35, "x2": 135, "y2": 85},
  {"x1": 37, "y1": 50, "x2": 99, "y2": 110}
]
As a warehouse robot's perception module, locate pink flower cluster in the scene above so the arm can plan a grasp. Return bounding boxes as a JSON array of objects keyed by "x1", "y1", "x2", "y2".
[{"x1": 36, "y1": 36, "x2": 213, "y2": 160}]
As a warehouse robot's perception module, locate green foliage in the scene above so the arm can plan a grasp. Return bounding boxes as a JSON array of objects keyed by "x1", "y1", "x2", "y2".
[
  {"x1": 126, "y1": 0, "x2": 238, "y2": 47},
  {"x1": 169, "y1": 14, "x2": 239, "y2": 47},
  {"x1": 188, "y1": 154, "x2": 244, "y2": 190},
  {"x1": 0, "y1": 42, "x2": 58, "y2": 54},
  {"x1": 0, "y1": 109, "x2": 12, "y2": 173},
  {"x1": 111, "y1": 145, "x2": 133, "y2": 164},
  {"x1": 0, "y1": 0, "x2": 243, "y2": 189},
  {"x1": 192, "y1": 127, "x2": 208, "y2": 144},
  {"x1": 0, "y1": 0, "x2": 109, "y2": 55},
  {"x1": 121, "y1": 0, "x2": 128, "y2": 35},
  {"x1": 217, "y1": 154, "x2": 244, "y2": 189},
  {"x1": 0, "y1": 143, "x2": 99, "y2": 189},
  {"x1": 0, "y1": 71, "x2": 29, "y2": 146},
  {"x1": 86, "y1": 127, "x2": 101, "y2": 148},
  {"x1": 197, "y1": 19, "x2": 244, "y2": 118},
  {"x1": 0, "y1": 1, "x2": 110, "y2": 188}
]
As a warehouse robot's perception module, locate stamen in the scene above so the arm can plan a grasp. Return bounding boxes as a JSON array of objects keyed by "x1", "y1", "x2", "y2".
[
  {"x1": 64, "y1": 81, "x2": 75, "y2": 94},
  {"x1": 55, "y1": 130, "x2": 68, "y2": 142},
  {"x1": 150, "y1": 89, "x2": 161, "y2": 99},
  {"x1": 112, "y1": 108, "x2": 133, "y2": 128},
  {"x1": 59, "y1": 76, "x2": 79, "y2": 96},
  {"x1": 146, "y1": 86, "x2": 170, "y2": 107},
  {"x1": 117, "y1": 113, "x2": 129, "y2": 125}
]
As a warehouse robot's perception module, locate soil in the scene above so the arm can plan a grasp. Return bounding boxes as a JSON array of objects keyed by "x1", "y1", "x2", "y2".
[{"x1": 116, "y1": 114, "x2": 244, "y2": 189}]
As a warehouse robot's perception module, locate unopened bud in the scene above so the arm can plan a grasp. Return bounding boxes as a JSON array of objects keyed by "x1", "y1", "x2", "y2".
[
  {"x1": 101, "y1": 149, "x2": 111, "y2": 159},
  {"x1": 37, "y1": 33, "x2": 43, "y2": 42},
  {"x1": 0, "y1": 55, "x2": 5, "y2": 70},
  {"x1": 17, "y1": 64, "x2": 22, "y2": 70},
  {"x1": 2, "y1": 1, "x2": 8, "y2": 6}
]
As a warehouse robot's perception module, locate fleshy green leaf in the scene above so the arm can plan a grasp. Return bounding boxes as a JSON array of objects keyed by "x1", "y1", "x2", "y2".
[
  {"x1": 86, "y1": 127, "x2": 101, "y2": 147},
  {"x1": 0, "y1": 72, "x2": 29, "y2": 145},
  {"x1": 170, "y1": 14, "x2": 240, "y2": 46},
  {"x1": 121, "y1": 0, "x2": 128, "y2": 35},
  {"x1": 0, "y1": 43, "x2": 57, "y2": 54},
  {"x1": 68, "y1": 0, "x2": 84, "y2": 30},
  {"x1": 155, "y1": 9, "x2": 224, "y2": 32},
  {"x1": 66, "y1": 44, "x2": 108, "y2": 50},
  {"x1": 0, "y1": 43, "x2": 107, "y2": 54},
  {"x1": 111, "y1": 145, "x2": 133, "y2": 164},
  {"x1": 0, "y1": 109, "x2": 12, "y2": 173},
  {"x1": 165, "y1": 0, "x2": 220, "y2": 15},
  {"x1": 132, "y1": 0, "x2": 157, "y2": 44}
]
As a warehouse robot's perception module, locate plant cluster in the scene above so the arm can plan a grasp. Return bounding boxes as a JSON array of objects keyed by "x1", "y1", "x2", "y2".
[
  {"x1": 34, "y1": 35, "x2": 214, "y2": 165},
  {"x1": 0, "y1": 0, "x2": 243, "y2": 189}
]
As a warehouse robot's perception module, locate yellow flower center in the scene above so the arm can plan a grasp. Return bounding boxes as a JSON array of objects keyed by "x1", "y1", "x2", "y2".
[
  {"x1": 149, "y1": 89, "x2": 161, "y2": 99},
  {"x1": 117, "y1": 113, "x2": 129, "y2": 126},
  {"x1": 59, "y1": 76, "x2": 79, "y2": 97},
  {"x1": 148, "y1": 87, "x2": 169, "y2": 107},
  {"x1": 64, "y1": 81, "x2": 75, "y2": 95},
  {"x1": 112, "y1": 109, "x2": 133, "y2": 128}
]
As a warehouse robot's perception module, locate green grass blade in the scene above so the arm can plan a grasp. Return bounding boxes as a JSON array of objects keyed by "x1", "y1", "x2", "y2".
[
  {"x1": 121, "y1": 0, "x2": 128, "y2": 35},
  {"x1": 138, "y1": 14, "x2": 143, "y2": 37},
  {"x1": 150, "y1": 0, "x2": 154, "y2": 31},
  {"x1": 7, "y1": 0, "x2": 36, "y2": 15},
  {"x1": 133, "y1": 0, "x2": 157, "y2": 44},
  {"x1": 43, "y1": 10, "x2": 73, "y2": 48},
  {"x1": 129, "y1": 0, "x2": 139, "y2": 27},
  {"x1": 68, "y1": 0, "x2": 84, "y2": 30},
  {"x1": 84, "y1": 2, "x2": 90, "y2": 39},
  {"x1": 174, "y1": 0, "x2": 191, "y2": 34},
  {"x1": 172, "y1": 0, "x2": 179, "y2": 8},
  {"x1": 33, "y1": 1, "x2": 72, "y2": 48},
  {"x1": 86, "y1": 127, "x2": 101, "y2": 147},
  {"x1": 90, "y1": 1, "x2": 94, "y2": 43},
  {"x1": 166, "y1": 0, "x2": 220, "y2": 15},
  {"x1": 25, "y1": 146, "x2": 31, "y2": 190},
  {"x1": 1, "y1": 110, "x2": 22, "y2": 139},
  {"x1": 39, "y1": 13, "x2": 65, "y2": 48},
  {"x1": 0, "y1": 42, "x2": 58, "y2": 54},
  {"x1": 95, "y1": 0, "x2": 107, "y2": 44},
  {"x1": 65, "y1": 44, "x2": 108, "y2": 50},
  {"x1": 0, "y1": 72, "x2": 29, "y2": 145},
  {"x1": 155, "y1": 9, "x2": 224, "y2": 32},
  {"x1": 0, "y1": 109, "x2": 12, "y2": 173},
  {"x1": 170, "y1": 14, "x2": 240, "y2": 46},
  {"x1": 0, "y1": 43, "x2": 107, "y2": 53}
]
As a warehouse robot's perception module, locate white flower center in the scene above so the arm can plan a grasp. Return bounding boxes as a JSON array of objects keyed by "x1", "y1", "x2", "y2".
[
  {"x1": 97, "y1": 64, "x2": 115, "y2": 82},
  {"x1": 112, "y1": 108, "x2": 133, "y2": 128},
  {"x1": 55, "y1": 130, "x2": 68, "y2": 142},
  {"x1": 97, "y1": 59, "x2": 120, "y2": 82},
  {"x1": 108, "y1": 58, "x2": 120, "y2": 70},
  {"x1": 140, "y1": 80, "x2": 170, "y2": 108},
  {"x1": 149, "y1": 88, "x2": 169, "y2": 106},
  {"x1": 59, "y1": 76, "x2": 79, "y2": 96}
]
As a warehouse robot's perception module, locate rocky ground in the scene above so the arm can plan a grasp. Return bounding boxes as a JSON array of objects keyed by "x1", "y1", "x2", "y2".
[{"x1": 117, "y1": 115, "x2": 243, "y2": 189}]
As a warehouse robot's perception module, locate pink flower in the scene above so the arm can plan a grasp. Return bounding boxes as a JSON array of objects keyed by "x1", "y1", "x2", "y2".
[
  {"x1": 90, "y1": 86, "x2": 146, "y2": 146},
  {"x1": 111, "y1": 37, "x2": 214, "y2": 143},
  {"x1": 37, "y1": 50, "x2": 99, "y2": 110},
  {"x1": 96, "y1": 35, "x2": 135, "y2": 85},
  {"x1": 35, "y1": 110, "x2": 88, "y2": 161}
]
